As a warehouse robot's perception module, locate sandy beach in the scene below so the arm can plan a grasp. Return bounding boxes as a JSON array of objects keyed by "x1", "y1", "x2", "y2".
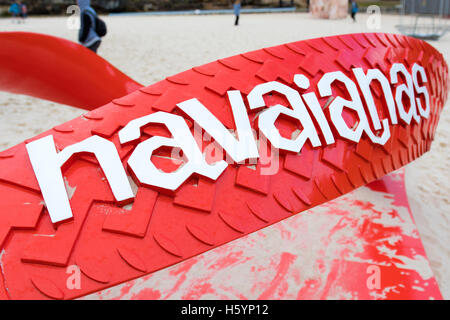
[{"x1": 0, "y1": 12, "x2": 448, "y2": 298}]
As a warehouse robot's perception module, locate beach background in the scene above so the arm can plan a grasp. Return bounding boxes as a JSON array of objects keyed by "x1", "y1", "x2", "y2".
[{"x1": 0, "y1": 11, "x2": 448, "y2": 298}]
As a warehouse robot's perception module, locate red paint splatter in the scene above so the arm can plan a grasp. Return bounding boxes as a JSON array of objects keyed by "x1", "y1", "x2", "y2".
[
  {"x1": 131, "y1": 288, "x2": 161, "y2": 300},
  {"x1": 163, "y1": 257, "x2": 199, "y2": 299},
  {"x1": 208, "y1": 250, "x2": 250, "y2": 270},
  {"x1": 182, "y1": 282, "x2": 216, "y2": 299},
  {"x1": 257, "y1": 252, "x2": 296, "y2": 299},
  {"x1": 274, "y1": 223, "x2": 292, "y2": 240},
  {"x1": 352, "y1": 199, "x2": 378, "y2": 212},
  {"x1": 367, "y1": 172, "x2": 410, "y2": 208},
  {"x1": 220, "y1": 286, "x2": 249, "y2": 300},
  {"x1": 297, "y1": 278, "x2": 322, "y2": 299},
  {"x1": 170, "y1": 256, "x2": 198, "y2": 276},
  {"x1": 319, "y1": 259, "x2": 341, "y2": 299},
  {"x1": 112, "y1": 280, "x2": 135, "y2": 300}
]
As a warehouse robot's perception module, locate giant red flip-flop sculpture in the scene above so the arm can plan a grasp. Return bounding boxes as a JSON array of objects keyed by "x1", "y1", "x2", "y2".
[{"x1": 0, "y1": 31, "x2": 447, "y2": 300}]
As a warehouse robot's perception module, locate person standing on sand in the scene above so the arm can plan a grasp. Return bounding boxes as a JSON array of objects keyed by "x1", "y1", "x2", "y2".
[
  {"x1": 350, "y1": 0, "x2": 358, "y2": 22},
  {"x1": 8, "y1": 1, "x2": 20, "y2": 24},
  {"x1": 20, "y1": 2, "x2": 27, "y2": 23},
  {"x1": 234, "y1": 0, "x2": 241, "y2": 26},
  {"x1": 77, "y1": 0, "x2": 102, "y2": 53}
]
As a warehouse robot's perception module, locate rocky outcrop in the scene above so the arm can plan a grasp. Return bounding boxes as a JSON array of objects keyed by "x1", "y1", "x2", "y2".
[{"x1": 310, "y1": 0, "x2": 348, "y2": 19}]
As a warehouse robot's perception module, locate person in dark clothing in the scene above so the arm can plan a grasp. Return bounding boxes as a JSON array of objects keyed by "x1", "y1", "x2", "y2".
[
  {"x1": 350, "y1": 0, "x2": 358, "y2": 22},
  {"x1": 19, "y1": 1, "x2": 27, "y2": 23},
  {"x1": 234, "y1": 0, "x2": 241, "y2": 26},
  {"x1": 77, "y1": 0, "x2": 101, "y2": 53}
]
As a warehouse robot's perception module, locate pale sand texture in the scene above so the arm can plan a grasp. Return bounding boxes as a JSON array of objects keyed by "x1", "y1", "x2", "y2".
[{"x1": 0, "y1": 12, "x2": 448, "y2": 298}]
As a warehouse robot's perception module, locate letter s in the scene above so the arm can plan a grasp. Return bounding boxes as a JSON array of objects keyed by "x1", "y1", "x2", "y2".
[{"x1": 412, "y1": 63, "x2": 431, "y2": 119}]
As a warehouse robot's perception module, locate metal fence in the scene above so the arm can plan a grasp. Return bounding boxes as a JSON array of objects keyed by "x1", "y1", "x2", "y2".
[{"x1": 396, "y1": 0, "x2": 450, "y2": 40}]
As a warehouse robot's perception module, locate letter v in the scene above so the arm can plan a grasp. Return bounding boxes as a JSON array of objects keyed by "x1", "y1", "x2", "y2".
[{"x1": 177, "y1": 91, "x2": 259, "y2": 163}]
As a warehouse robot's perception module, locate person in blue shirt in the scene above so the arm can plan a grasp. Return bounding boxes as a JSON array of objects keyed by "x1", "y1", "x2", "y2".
[
  {"x1": 234, "y1": 0, "x2": 241, "y2": 26},
  {"x1": 350, "y1": 0, "x2": 358, "y2": 22},
  {"x1": 77, "y1": 0, "x2": 102, "y2": 53},
  {"x1": 9, "y1": 1, "x2": 20, "y2": 24}
]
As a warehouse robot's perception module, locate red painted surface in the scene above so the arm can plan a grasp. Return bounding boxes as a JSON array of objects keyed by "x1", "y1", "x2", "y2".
[
  {"x1": 92, "y1": 170, "x2": 441, "y2": 300},
  {"x1": 0, "y1": 33, "x2": 447, "y2": 299}
]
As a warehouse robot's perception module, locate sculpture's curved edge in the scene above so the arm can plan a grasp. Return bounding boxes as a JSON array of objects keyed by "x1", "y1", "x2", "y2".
[{"x1": 0, "y1": 32, "x2": 143, "y2": 110}]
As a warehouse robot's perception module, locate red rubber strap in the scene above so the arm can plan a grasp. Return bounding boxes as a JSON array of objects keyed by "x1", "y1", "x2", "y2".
[
  {"x1": 0, "y1": 32, "x2": 142, "y2": 110},
  {"x1": 0, "y1": 33, "x2": 447, "y2": 299}
]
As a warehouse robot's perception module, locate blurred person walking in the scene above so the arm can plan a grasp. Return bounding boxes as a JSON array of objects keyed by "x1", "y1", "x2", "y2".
[
  {"x1": 234, "y1": 0, "x2": 241, "y2": 26},
  {"x1": 8, "y1": 1, "x2": 20, "y2": 24},
  {"x1": 77, "y1": 0, "x2": 106, "y2": 53},
  {"x1": 19, "y1": 1, "x2": 27, "y2": 23},
  {"x1": 350, "y1": 0, "x2": 358, "y2": 22}
]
